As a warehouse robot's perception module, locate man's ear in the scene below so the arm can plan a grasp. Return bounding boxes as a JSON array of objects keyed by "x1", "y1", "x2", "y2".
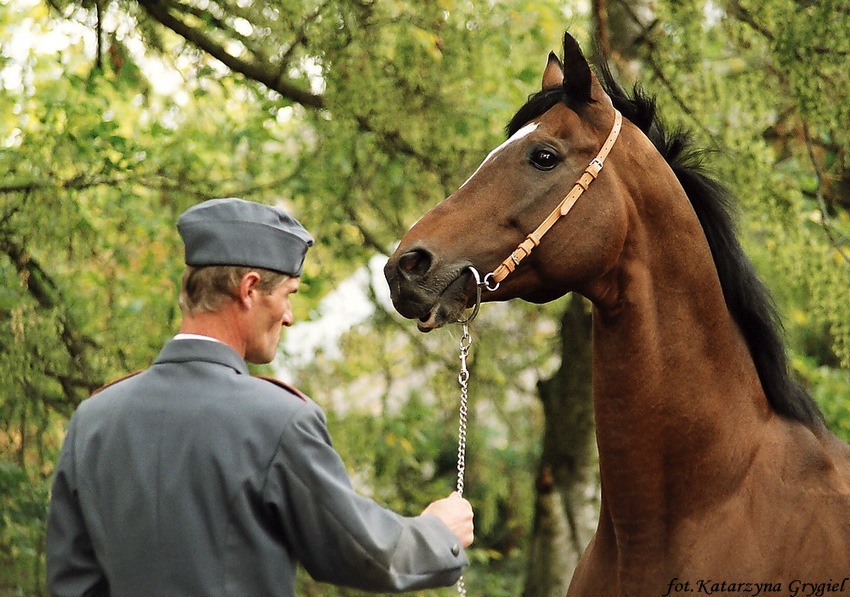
[{"x1": 237, "y1": 271, "x2": 262, "y2": 308}]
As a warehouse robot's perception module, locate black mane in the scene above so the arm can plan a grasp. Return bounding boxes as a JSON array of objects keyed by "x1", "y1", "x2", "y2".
[{"x1": 506, "y1": 64, "x2": 825, "y2": 428}]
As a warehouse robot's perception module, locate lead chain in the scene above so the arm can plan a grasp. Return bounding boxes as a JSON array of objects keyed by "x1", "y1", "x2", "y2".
[{"x1": 455, "y1": 323, "x2": 472, "y2": 596}]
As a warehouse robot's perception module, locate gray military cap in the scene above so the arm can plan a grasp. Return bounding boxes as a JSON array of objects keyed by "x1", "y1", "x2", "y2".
[{"x1": 177, "y1": 198, "x2": 314, "y2": 276}]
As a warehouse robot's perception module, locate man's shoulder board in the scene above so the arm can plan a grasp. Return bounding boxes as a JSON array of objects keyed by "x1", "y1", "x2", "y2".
[
  {"x1": 254, "y1": 376, "x2": 308, "y2": 402},
  {"x1": 92, "y1": 371, "x2": 144, "y2": 396}
]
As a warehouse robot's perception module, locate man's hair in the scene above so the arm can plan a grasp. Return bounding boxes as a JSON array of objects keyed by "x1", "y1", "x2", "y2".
[{"x1": 179, "y1": 265, "x2": 290, "y2": 315}]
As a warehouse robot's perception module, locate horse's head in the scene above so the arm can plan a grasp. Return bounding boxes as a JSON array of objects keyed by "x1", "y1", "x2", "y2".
[{"x1": 385, "y1": 33, "x2": 654, "y2": 331}]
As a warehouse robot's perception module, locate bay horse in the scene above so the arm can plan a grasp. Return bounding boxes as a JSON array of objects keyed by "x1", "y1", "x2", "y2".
[{"x1": 384, "y1": 32, "x2": 850, "y2": 596}]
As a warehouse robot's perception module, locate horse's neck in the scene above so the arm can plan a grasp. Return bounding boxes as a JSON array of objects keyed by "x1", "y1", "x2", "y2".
[{"x1": 586, "y1": 212, "x2": 772, "y2": 554}]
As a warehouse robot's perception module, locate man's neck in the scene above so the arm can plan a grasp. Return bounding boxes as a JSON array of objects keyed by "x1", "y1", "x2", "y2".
[{"x1": 178, "y1": 306, "x2": 247, "y2": 357}]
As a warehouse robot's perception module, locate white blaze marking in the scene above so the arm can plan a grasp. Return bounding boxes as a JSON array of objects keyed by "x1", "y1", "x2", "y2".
[{"x1": 459, "y1": 122, "x2": 538, "y2": 189}]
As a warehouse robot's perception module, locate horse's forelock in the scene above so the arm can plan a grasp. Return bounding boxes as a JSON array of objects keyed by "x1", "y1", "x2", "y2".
[{"x1": 505, "y1": 88, "x2": 566, "y2": 137}]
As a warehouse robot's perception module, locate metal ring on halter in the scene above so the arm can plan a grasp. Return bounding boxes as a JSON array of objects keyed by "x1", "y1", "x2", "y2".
[
  {"x1": 456, "y1": 266, "x2": 483, "y2": 324},
  {"x1": 483, "y1": 272, "x2": 500, "y2": 292}
]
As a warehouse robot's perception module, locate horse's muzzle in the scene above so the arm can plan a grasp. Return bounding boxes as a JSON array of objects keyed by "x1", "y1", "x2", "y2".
[{"x1": 384, "y1": 248, "x2": 477, "y2": 331}]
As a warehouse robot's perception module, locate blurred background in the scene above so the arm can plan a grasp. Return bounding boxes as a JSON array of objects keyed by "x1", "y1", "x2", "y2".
[{"x1": 1, "y1": 0, "x2": 849, "y2": 594}]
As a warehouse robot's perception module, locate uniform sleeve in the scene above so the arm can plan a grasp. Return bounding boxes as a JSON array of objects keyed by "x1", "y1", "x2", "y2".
[
  {"x1": 264, "y1": 403, "x2": 467, "y2": 592},
  {"x1": 46, "y1": 416, "x2": 109, "y2": 597}
]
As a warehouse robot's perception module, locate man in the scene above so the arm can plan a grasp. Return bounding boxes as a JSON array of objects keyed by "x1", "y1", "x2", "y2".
[{"x1": 46, "y1": 198, "x2": 474, "y2": 596}]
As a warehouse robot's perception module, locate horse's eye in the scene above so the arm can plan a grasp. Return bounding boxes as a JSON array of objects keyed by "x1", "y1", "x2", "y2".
[{"x1": 529, "y1": 148, "x2": 560, "y2": 171}]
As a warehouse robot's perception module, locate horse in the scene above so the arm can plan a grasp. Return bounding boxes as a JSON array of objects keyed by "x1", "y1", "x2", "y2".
[{"x1": 384, "y1": 32, "x2": 850, "y2": 596}]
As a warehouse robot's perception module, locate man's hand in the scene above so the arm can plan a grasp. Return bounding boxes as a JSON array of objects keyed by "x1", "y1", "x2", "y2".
[{"x1": 421, "y1": 492, "x2": 474, "y2": 547}]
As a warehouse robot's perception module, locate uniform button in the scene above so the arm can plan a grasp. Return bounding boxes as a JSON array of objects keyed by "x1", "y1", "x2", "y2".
[{"x1": 451, "y1": 544, "x2": 460, "y2": 556}]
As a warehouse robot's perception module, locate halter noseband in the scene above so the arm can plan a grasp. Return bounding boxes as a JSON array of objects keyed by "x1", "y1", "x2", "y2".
[{"x1": 481, "y1": 109, "x2": 623, "y2": 291}]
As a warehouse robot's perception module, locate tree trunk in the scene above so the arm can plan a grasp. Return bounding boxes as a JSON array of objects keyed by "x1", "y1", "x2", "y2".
[{"x1": 523, "y1": 294, "x2": 597, "y2": 596}]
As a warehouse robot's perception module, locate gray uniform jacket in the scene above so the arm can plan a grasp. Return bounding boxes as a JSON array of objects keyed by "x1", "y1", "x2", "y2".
[{"x1": 46, "y1": 338, "x2": 467, "y2": 596}]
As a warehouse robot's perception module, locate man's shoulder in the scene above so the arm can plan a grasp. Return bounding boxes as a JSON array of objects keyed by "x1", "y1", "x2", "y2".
[
  {"x1": 251, "y1": 375, "x2": 309, "y2": 403},
  {"x1": 91, "y1": 370, "x2": 145, "y2": 397},
  {"x1": 72, "y1": 369, "x2": 150, "y2": 422},
  {"x1": 240, "y1": 376, "x2": 322, "y2": 431},
  {"x1": 82, "y1": 369, "x2": 314, "y2": 415}
]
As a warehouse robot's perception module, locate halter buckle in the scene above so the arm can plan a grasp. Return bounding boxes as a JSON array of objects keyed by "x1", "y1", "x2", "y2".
[{"x1": 587, "y1": 157, "x2": 604, "y2": 177}]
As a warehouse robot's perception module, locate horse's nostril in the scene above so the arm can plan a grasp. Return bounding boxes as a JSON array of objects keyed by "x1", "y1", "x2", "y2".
[{"x1": 397, "y1": 249, "x2": 432, "y2": 279}]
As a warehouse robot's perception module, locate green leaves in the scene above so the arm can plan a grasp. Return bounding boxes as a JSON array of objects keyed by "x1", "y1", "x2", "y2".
[{"x1": 3, "y1": 0, "x2": 849, "y2": 593}]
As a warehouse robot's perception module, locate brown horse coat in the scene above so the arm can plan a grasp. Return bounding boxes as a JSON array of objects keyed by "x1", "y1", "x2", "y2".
[{"x1": 385, "y1": 32, "x2": 850, "y2": 596}]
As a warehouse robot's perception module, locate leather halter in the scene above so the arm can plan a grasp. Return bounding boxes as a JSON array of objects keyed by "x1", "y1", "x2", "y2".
[{"x1": 483, "y1": 109, "x2": 623, "y2": 290}]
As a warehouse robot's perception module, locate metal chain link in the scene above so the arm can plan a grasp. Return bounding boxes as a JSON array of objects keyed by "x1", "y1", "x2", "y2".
[
  {"x1": 455, "y1": 322, "x2": 472, "y2": 596},
  {"x1": 457, "y1": 323, "x2": 471, "y2": 496}
]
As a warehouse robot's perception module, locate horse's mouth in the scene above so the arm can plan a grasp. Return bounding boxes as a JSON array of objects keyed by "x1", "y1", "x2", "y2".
[{"x1": 409, "y1": 268, "x2": 478, "y2": 332}]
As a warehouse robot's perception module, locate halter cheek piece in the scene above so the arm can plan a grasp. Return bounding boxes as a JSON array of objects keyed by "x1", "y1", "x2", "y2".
[{"x1": 480, "y1": 109, "x2": 623, "y2": 292}]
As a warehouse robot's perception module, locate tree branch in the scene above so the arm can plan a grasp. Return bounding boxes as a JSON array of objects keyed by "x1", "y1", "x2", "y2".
[
  {"x1": 277, "y1": 0, "x2": 332, "y2": 74},
  {"x1": 136, "y1": 0, "x2": 324, "y2": 108},
  {"x1": 0, "y1": 234, "x2": 101, "y2": 369},
  {"x1": 727, "y1": 0, "x2": 775, "y2": 41},
  {"x1": 800, "y1": 121, "x2": 850, "y2": 264},
  {"x1": 0, "y1": 173, "x2": 133, "y2": 194}
]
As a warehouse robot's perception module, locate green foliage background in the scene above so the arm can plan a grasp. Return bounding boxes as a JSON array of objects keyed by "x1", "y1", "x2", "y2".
[{"x1": 1, "y1": 0, "x2": 848, "y2": 594}]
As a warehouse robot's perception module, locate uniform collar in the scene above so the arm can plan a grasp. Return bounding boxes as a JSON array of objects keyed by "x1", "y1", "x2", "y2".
[
  {"x1": 154, "y1": 337, "x2": 250, "y2": 375},
  {"x1": 173, "y1": 333, "x2": 222, "y2": 343}
]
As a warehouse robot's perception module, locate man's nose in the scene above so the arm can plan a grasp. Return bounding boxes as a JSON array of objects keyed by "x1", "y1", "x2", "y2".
[{"x1": 281, "y1": 305, "x2": 294, "y2": 326}]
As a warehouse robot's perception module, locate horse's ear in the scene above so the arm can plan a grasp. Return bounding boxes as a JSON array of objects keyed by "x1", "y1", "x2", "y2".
[
  {"x1": 561, "y1": 33, "x2": 592, "y2": 104},
  {"x1": 542, "y1": 51, "x2": 564, "y2": 90}
]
